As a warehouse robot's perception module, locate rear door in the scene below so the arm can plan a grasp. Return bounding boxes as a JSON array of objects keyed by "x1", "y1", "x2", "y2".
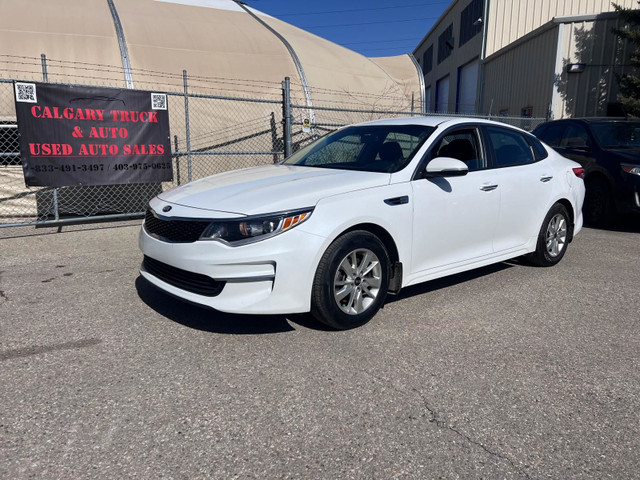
[{"x1": 483, "y1": 126, "x2": 553, "y2": 252}]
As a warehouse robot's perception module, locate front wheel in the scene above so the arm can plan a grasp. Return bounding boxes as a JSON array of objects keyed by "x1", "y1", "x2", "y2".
[
  {"x1": 311, "y1": 231, "x2": 390, "y2": 330},
  {"x1": 528, "y1": 203, "x2": 571, "y2": 267}
]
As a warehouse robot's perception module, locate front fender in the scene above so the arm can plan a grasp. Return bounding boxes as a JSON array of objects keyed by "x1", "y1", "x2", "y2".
[{"x1": 298, "y1": 183, "x2": 413, "y2": 287}]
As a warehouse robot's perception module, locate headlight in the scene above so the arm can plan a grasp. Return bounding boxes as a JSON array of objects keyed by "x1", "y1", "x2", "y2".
[
  {"x1": 621, "y1": 163, "x2": 640, "y2": 176},
  {"x1": 199, "y1": 208, "x2": 313, "y2": 245}
]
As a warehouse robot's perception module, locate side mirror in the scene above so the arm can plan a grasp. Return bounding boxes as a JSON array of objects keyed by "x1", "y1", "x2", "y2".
[{"x1": 424, "y1": 157, "x2": 469, "y2": 178}]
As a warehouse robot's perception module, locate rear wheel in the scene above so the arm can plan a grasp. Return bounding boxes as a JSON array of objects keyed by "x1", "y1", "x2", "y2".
[
  {"x1": 584, "y1": 177, "x2": 613, "y2": 226},
  {"x1": 311, "y1": 231, "x2": 390, "y2": 330},
  {"x1": 528, "y1": 203, "x2": 571, "y2": 267}
]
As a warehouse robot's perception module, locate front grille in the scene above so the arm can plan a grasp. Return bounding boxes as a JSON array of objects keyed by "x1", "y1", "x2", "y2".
[
  {"x1": 143, "y1": 256, "x2": 225, "y2": 297},
  {"x1": 144, "y1": 208, "x2": 210, "y2": 243}
]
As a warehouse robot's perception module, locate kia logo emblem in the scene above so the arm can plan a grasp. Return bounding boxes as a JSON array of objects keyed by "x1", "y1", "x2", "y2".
[{"x1": 162, "y1": 205, "x2": 172, "y2": 212}]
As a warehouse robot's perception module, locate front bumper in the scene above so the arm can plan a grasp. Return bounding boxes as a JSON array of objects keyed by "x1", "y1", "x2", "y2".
[
  {"x1": 138, "y1": 224, "x2": 327, "y2": 315},
  {"x1": 618, "y1": 172, "x2": 640, "y2": 212}
]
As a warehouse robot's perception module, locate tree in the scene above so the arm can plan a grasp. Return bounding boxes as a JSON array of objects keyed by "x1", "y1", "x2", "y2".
[{"x1": 612, "y1": 2, "x2": 640, "y2": 116}]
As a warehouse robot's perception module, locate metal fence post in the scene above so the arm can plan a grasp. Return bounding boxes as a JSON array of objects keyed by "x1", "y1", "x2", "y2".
[
  {"x1": 282, "y1": 77, "x2": 292, "y2": 158},
  {"x1": 183, "y1": 69, "x2": 192, "y2": 182},
  {"x1": 174, "y1": 135, "x2": 181, "y2": 185},
  {"x1": 270, "y1": 112, "x2": 279, "y2": 164},
  {"x1": 41, "y1": 53, "x2": 60, "y2": 222}
]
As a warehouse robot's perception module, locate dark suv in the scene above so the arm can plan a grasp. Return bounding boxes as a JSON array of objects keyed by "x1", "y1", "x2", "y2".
[{"x1": 533, "y1": 118, "x2": 640, "y2": 225}]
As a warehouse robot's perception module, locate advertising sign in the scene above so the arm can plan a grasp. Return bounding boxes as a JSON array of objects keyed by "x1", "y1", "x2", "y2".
[{"x1": 14, "y1": 82, "x2": 173, "y2": 187}]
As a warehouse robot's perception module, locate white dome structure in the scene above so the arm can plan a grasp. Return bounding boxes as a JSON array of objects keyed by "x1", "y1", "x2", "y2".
[{"x1": 0, "y1": 0, "x2": 423, "y2": 109}]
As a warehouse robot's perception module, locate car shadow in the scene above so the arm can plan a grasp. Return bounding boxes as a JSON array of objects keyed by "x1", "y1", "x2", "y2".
[
  {"x1": 587, "y1": 213, "x2": 640, "y2": 233},
  {"x1": 386, "y1": 262, "x2": 514, "y2": 304},
  {"x1": 135, "y1": 276, "x2": 334, "y2": 334},
  {"x1": 136, "y1": 262, "x2": 521, "y2": 333}
]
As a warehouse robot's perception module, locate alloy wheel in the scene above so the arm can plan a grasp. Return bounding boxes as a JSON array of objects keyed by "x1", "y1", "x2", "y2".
[{"x1": 333, "y1": 248, "x2": 382, "y2": 315}]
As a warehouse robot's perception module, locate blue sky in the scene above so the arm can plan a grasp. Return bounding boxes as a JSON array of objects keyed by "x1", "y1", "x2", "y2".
[{"x1": 244, "y1": 0, "x2": 451, "y2": 57}]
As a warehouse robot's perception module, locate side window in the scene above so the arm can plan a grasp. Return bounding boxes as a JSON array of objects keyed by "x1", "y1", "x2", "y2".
[
  {"x1": 526, "y1": 134, "x2": 549, "y2": 161},
  {"x1": 538, "y1": 123, "x2": 566, "y2": 147},
  {"x1": 486, "y1": 127, "x2": 534, "y2": 167},
  {"x1": 561, "y1": 124, "x2": 591, "y2": 149},
  {"x1": 432, "y1": 128, "x2": 485, "y2": 171}
]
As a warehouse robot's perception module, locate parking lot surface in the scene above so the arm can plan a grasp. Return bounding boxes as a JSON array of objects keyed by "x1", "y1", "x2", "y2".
[{"x1": 1, "y1": 220, "x2": 639, "y2": 479}]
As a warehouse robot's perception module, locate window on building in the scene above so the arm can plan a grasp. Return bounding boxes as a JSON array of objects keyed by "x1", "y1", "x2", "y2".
[
  {"x1": 0, "y1": 122, "x2": 21, "y2": 167},
  {"x1": 459, "y1": 0, "x2": 483, "y2": 47},
  {"x1": 437, "y1": 24, "x2": 454, "y2": 64},
  {"x1": 422, "y1": 45, "x2": 433, "y2": 75}
]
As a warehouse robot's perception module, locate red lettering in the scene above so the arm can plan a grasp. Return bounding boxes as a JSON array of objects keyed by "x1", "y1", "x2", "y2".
[
  {"x1": 110, "y1": 110, "x2": 157, "y2": 122},
  {"x1": 28, "y1": 143, "x2": 73, "y2": 156},
  {"x1": 31, "y1": 106, "x2": 41, "y2": 118}
]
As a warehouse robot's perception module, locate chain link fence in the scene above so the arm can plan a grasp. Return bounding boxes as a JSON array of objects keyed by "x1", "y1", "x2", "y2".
[{"x1": 0, "y1": 55, "x2": 546, "y2": 232}]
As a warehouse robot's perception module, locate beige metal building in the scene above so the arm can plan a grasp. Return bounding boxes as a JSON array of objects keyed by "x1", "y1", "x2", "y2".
[{"x1": 414, "y1": 0, "x2": 638, "y2": 119}]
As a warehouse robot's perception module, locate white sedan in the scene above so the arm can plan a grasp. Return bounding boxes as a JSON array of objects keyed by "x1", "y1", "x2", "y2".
[{"x1": 139, "y1": 117, "x2": 585, "y2": 329}]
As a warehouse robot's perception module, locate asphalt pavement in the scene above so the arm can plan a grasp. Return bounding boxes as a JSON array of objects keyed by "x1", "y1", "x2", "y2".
[{"x1": 1, "y1": 220, "x2": 639, "y2": 479}]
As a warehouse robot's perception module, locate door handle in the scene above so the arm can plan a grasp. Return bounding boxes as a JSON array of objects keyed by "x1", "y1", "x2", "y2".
[
  {"x1": 480, "y1": 184, "x2": 498, "y2": 191},
  {"x1": 540, "y1": 175, "x2": 553, "y2": 183}
]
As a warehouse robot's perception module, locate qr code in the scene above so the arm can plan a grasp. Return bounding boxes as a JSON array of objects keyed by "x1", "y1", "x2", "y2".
[
  {"x1": 15, "y1": 82, "x2": 37, "y2": 103},
  {"x1": 151, "y1": 93, "x2": 167, "y2": 110}
]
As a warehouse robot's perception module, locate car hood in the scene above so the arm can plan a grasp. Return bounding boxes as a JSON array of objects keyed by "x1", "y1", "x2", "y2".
[{"x1": 157, "y1": 165, "x2": 391, "y2": 215}]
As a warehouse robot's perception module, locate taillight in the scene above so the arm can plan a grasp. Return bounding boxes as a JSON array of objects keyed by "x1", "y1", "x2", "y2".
[{"x1": 572, "y1": 167, "x2": 585, "y2": 179}]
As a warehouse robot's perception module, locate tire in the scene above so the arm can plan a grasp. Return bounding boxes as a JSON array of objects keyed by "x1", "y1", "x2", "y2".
[
  {"x1": 583, "y1": 177, "x2": 613, "y2": 226},
  {"x1": 311, "y1": 230, "x2": 390, "y2": 330},
  {"x1": 528, "y1": 203, "x2": 571, "y2": 267}
]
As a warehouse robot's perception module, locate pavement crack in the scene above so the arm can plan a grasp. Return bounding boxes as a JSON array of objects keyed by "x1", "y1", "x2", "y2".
[
  {"x1": 356, "y1": 368, "x2": 535, "y2": 480},
  {"x1": 409, "y1": 386, "x2": 535, "y2": 480},
  {"x1": 0, "y1": 290, "x2": 7, "y2": 301}
]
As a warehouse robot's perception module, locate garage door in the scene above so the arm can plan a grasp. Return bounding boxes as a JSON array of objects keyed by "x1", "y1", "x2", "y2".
[
  {"x1": 436, "y1": 76, "x2": 450, "y2": 113},
  {"x1": 457, "y1": 59, "x2": 479, "y2": 114}
]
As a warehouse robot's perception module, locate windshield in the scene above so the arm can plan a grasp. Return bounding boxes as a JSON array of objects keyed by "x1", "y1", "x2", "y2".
[
  {"x1": 590, "y1": 121, "x2": 640, "y2": 148},
  {"x1": 283, "y1": 125, "x2": 435, "y2": 173}
]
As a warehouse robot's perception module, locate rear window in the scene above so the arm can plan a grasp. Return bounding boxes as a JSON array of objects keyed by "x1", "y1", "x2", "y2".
[{"x1": 590, "y1": 121, "x2": 640, "y2": 148}]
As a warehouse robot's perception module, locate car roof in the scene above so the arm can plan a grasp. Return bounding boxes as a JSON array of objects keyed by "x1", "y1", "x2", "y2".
[
  {"x1": 355, "y1": 115, "x2": 530, "y2": 132},
  {"x1": 539, "y1": 117, "x2": 640, "y2": 124}
]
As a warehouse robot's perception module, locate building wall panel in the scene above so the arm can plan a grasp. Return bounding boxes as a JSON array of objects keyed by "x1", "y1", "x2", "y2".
[
  {"x1": 414, "y1": 0, "x2": 485, "y2": 112},
  {"x1": 482, "y1": 25, "x2": 559, "y2": 118},
  {"x1": 486, "y1": 0, "x2": 637, "y2": 56},
  {"x1": 553, "y1": 16, "x2": 633, "y2": 118}
]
